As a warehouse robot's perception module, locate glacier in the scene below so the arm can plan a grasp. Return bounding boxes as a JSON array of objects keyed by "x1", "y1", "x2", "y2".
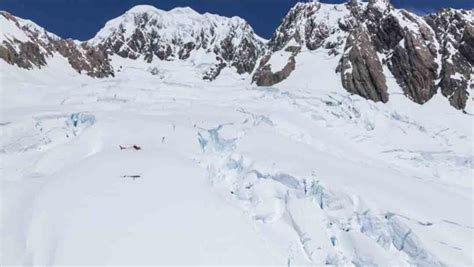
[
  {"x1": 1, "y1": 46, "x2": 472, "y2": 265},
  {"x1": 0, "y1": 3, "x2": 473, "y2": 266}
]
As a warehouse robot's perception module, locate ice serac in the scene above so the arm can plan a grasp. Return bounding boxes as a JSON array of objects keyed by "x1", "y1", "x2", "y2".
[
  {"x1": 255, "y1": 0, "x2": 473, "y2": 110},
  {"x1": 89, "y1": 5, "x2": 265, "y2": 80},
  {"x1": 0, "y1": 11, "x2": 113, "y2": 78}
]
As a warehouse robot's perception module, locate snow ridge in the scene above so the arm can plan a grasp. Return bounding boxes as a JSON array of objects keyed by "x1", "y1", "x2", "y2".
[{"x1": 88, "y1": 5, "x2": 265, "y2": 78}]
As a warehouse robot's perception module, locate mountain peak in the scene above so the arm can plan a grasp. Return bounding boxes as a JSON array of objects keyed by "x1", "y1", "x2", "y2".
[
  {"x1": 124, "y1": 5, "x2": 201, "y2": 17},
  {"x1": 169, "y1": 6, "x2": 199, "y2": 15},
  {"x1": 84, "y1": 4, "x2": 265, "y2": 79},
  {"x1": 368, "y1": 0, "x2": 392, "y2": 11},
  {"x1": 90, "y1": 5, "x2": 253, "y2": 45},
  {"x1": 125, "y1": 4, "x2": 162, "y2": 14}
]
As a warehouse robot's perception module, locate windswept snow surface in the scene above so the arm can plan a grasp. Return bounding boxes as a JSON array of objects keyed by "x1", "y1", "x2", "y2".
[{"x1": 1, "y1": 52, "x2": 473, "y2": 266}]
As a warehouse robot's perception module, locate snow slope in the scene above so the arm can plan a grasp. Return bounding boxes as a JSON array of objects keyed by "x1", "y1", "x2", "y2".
[{"x1": 1, "y1": 35, "x2": 473, "y2": 266}]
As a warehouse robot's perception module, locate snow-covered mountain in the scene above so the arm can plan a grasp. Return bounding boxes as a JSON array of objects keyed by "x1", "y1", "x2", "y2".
[
  {"x1": 253, "y1": 0, "x2": 473, "y2": 110},
  {"x1": 0, "y1": 11, "x2": 113, "y2": 77},
  {"x1": 89, "y1": 5, "x2": 265, "y2": 80},
  {"x1": 0, "y1": 5, "x2": 265, "y2": 81},
  {"x1": 1, "y1": 1, "x2": 473, "y2": 266},
  {"x1": 1, "y1": 1, "x2": 472, "y2": 109}
]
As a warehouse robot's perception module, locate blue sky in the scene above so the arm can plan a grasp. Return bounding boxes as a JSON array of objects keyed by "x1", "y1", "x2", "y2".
[{"x1": 1, "y1": 0, "x2": 473, "y2": 40}]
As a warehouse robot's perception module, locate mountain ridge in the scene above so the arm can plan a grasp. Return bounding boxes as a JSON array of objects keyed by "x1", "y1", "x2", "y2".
[
  {"x1": 0, "y1": 0, "x2": 472, "y2": 110},
  {"x1": 252, "y1": 0, "x2": 473, "y2": 110}
]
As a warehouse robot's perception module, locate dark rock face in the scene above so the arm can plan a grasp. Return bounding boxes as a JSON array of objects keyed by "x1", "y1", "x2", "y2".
[
  {"x1": 258, "y1": 0, "x2": 473, "y2": 110},
  {"x1": 53, "y1": 40, "x2": 113, "y2": 78},
  {"x1": 218, "y1": 36, "x2": 262, "y2": 74},
  {"x1": 203, "y1": 61, "x2": 227, "y2": 81},
  {"x1": 156, "y1": 45, "x2": 173, "y2": 61},
  {"x1": 178, "y1": 42, "x2": 195, "y2": 60},
  {"x1": 387, "y1": 32, "x2": 439, "y2": 104},
  {"x1": 252, "y1": 53, "x2": 297, "y2": 87},
  {"x1": 438, "y1": 54, "x2": 471, "y2": 109},
  {"x1": 0, "y1": 12, "x2": 49, "y2": 69},
  {"x1": 370, "y1": 13, "x2": 404, "y2": 51},
  {"x1": 425, "y1": 9, "x2": 473, "y2": 109},
  {"x1": 338, "y1": 30, "x2": 388, "y2": 103},
  {"x1": 0, "y1": 11, "x2": 114, "y2": 78},
  {"x1": 344, "y1": 1, "x2": 440, "y2": 105},
  {"x1": 0, "y1": 41, "x2": 47, "y2": 69},
  {"x1": 460, "y1": 24, "x2": 474, "y2": 64}
]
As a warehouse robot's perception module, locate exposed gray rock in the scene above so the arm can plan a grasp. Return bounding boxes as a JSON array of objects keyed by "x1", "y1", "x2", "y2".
[
  {"x1": 425, "y1": 8, "x2": 473, "y2": 110},
  {"x1": 252, "y1": 56, "x2": 296, "y2": 87},
  {"x1": 261, "y1": 0, "x2": 472, "y2": 110},
  {"x1": 338, "y1": 29, "x2": 388, "y2": 103},
  {"x1": 0, "y1": 12, "x2": 49, "y2": 69},
  {"x1": 0, "y1": 41, "x2": 47, "y2": 69},
  {"x1": 387, "y1": 31, "x2": 438, "y2": 104},
  {"x1": 367, "y1": 9, "x2": 403, "y2": 51},
  {"x1": 53, "y1": 40, "x2": 113, "y2": 78},
  {"x1": 361, "y1": 2, "x2": 439, "y2": 104},
  {"x1": 252, "y1": 44, "x2": 300, "y2": 87},
  {"x1": 459, "y1": 24, "x2": 474, "y2": 64},
  {"x1": 178, "y1": 42, "x2": 195, "y2": 60},
  {"x1": 0, "y1": 11, "x2": 114, "y2": 78},
  {"x1": 203, "y1": 60, "x2": 227, "y2": 81},
  {"x1": 438, "y1": 54, "x2": 470, "y2": 109}
]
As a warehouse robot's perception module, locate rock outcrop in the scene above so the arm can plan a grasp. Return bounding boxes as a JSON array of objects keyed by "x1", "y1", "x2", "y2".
[
  {"x1": 0, "y1": 11, "x2": 113, "y2": 77},
  {"x1": 252, "y1": 45, "x2": 300, "y2": 86},
  {"x1": 252, "y1": 55, "x2": 296, "y2": 87},
  {"x1": 379, "y1": 9, "x2": 440, "y2": 105},
  {"x1": 338, "y1": 29, "x2": 388, "y2": 102},
  {"x1": 253, "y1": 0, "x2": 473, "y2": 110},
  {"x1": 425, "y1": 9, "x2": 473, "y2": 109}
]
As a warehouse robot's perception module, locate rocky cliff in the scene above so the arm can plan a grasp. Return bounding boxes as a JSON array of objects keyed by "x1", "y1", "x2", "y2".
[
  {"x1": 0, "y1": 11, "x2": 113, "y2": 78},
  {"x1": 253, "y1": 0, "x2": 473, "y2": 110}
]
